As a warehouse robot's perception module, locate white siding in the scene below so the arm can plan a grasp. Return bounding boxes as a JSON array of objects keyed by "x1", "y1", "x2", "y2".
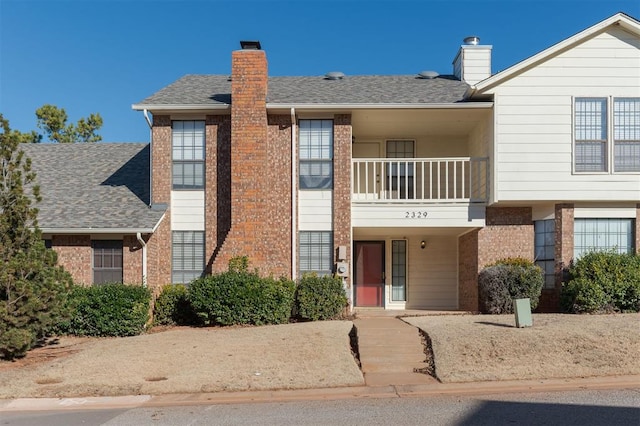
[
  {"x1": 489, "y1": 28, "x2": 640, "y2": 202},
  {"x1": 171, "y1": 191, "x2": 205, "y2": 231},
  {"x1": 352, "y1": 204, "x2": 485, "y2": 228},
  {"x1": 298, "y1": 190, "x2": 332, "y2": 231},
  {"x1": 406, "y1": 236, "x2": 458, "y2": 309}
]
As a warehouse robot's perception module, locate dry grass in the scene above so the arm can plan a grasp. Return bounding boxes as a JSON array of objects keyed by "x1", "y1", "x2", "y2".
[
  {"x1": 404, "y1": 313, "x2": 640, "y2": 383},
  {"x1": 0, "y1": 321, "x2": 363, "y2": 399}
]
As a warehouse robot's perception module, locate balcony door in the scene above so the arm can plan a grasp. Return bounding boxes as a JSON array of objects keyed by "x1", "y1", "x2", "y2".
[
  {"x1": 354, "y1": 241, "x2": 385, "y2": 307},
  {"x1": 386, "y1": 140, "x2": 415, "y2": 199}
]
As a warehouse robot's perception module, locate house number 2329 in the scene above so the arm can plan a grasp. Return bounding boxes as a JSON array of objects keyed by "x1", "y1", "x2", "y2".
[{"x1": 405, "y1": 211, "x2": 428, "y2": 218}]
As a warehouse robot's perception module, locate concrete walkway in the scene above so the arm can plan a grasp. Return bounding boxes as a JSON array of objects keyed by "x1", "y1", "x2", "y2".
[{"x1": 353, "y1": 316, "x2": 436, "y2": 386}]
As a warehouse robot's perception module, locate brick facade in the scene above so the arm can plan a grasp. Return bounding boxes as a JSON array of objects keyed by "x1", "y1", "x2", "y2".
[
  {"x1": 147, "y1": 115, "x2": 172, "y2": 290},
  {"x1": 122, "y1": 235, "x2": 144, "y2": 285},
  {"x1": 457, "y1": 207, "x2": 534, "y2": 311},
  {"x1": 211, "y1": 48, "x2": 292, "y2": 277},
  {"x1": 333, "y1": 114, "x2": 352, "y2": 289},
  {"x1": 52, "y1": 235, "x2": 92, "y2": 285}
]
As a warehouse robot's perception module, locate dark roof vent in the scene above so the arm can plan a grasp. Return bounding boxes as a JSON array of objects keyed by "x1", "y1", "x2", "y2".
[
  {"x1": 417, "y1": 70, "x2": 440, "y2": 79},
  {"x1": 240, "y1": 40, "x2": 261, "y2": 50},
  {"x1": 463, "y1": 36, "x2": 480, "y2": 45},
  {"x1": 324, "y1": 71, "x2": 345, "y2": 80}
]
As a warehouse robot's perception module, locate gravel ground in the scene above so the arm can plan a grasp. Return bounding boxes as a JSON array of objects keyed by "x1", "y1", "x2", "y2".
[
  {"x1": 403, "y1": 313, "x2": 640, "y2": 383},
  {"x1": 0, "y1": 321, "x2": 363, "y2": 398}
]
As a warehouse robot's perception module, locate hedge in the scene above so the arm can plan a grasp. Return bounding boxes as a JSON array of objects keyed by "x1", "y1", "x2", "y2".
[
  {"x1": 478, "y1": 258, "x2": 544, "y2": 314},
  {"x1": 295, "y1": 273, "x2": 347, "y2": 321}
]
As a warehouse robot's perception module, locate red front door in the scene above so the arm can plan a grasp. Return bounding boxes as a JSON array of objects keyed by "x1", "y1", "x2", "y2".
[{"x1": 354, "y1": 241, "x2": 385, "y2": 307}]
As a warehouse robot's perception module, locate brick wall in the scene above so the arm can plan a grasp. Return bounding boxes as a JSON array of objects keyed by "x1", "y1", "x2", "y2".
[
  {"x1": 147, "y1": 115, "x2": 172, "y2": 289},
  {"x1": 51, "y1": 235, "x2": 92, "y2": 285},
  {"x1": 458, "y1": 207, "x2": 534, "y2": 311},
  {"x1": 458, "y1": 230, "x2": 479, "y2": 311},
  {"x1": 123, "y1": 235, "x2": 143, "y2": 284},
  {"x1": 211, "y1": 48, "x2": 292, "y2": 277},
  {"x1": 333, "y1": 114, "x2": 352, "y2": 289}
]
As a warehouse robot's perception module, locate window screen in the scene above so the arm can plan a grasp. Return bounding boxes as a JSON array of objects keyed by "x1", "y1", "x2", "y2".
[{"x1": 93, "y1": 240, "x2": 123, "y2": 284}]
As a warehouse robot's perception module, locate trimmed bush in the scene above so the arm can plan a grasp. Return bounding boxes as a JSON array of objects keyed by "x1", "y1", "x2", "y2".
[
  {"x1": 295, "y1": 274, "x2": 347, "y2": 321},
  {"x1": 189, "y1": 271, "x2": 295, "y2": 326},
  {"x1": 57, "y1": 283, "x2": 151, "y2": 337},
  {"x1": 153, "y1": 284, "x2": 198, "y2": 326},
  {"x1": 561, "y1": 251, "x2": 640, "y2": 313},
  {"x1": 478, "y1": 258, "x2": 544, "y2": 314}
]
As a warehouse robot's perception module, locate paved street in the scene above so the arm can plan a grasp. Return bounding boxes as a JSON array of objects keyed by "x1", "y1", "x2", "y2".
[{"x1": 2, "y1": 388, "x2": 638, "y2": 426}]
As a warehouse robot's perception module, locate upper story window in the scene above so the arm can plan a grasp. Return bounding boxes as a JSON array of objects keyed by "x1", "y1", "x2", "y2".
[
  {"x1": 574, "y1": 97, "x2": 640, "y2": 173},
  {"x1": 172, "y1": 121, "x2": 205, "y2": 189},
  {"x1": 299, "y1": 119, "x2": 333, "y2": 190}
]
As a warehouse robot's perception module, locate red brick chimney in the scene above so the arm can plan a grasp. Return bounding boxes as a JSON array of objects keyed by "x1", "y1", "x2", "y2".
[{"x1": 213, "y1": 41, "x2": 270, "y2": 271}]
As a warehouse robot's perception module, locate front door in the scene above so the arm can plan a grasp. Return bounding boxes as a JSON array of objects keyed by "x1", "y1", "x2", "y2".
[{"x1": 354, "y1": 241, "x2": 385, "y2": 307}]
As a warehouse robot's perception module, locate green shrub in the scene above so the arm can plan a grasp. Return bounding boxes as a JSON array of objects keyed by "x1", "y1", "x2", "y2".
[
  {"x1": 561, "y1": 251, "x2": 640, "y2": 313},
  {"x1": 57, "y1": 283, "x2": 151, "y2": 337},
  {"x1": 153, "y1": 284, "x2": 198, "y2": 326},
  {"x1": 189, "y1": 271, "x2": 295, "y2": 326},
  {"x1": 295, "y1": 274, "x2": 347, "y2": 321},
  {"x1": 478, "y1": 258, "x2": 544, "y2": 314}
]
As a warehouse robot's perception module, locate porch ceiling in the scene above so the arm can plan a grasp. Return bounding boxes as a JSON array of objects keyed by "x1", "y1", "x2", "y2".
[
  {"x1": 352, "y1": 227, "x2": 475, "y2": 238},
  {"x1": 351, "y1": 109, "x2": 490, "y2": 137}
]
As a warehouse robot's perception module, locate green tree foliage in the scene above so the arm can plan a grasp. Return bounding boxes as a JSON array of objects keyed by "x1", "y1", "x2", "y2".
[
  {"x1": 35, "y1": 104, "x2": 103, "y2": 143},
  {"x1": 0, "y1": 114, "x2": 73, "y2": 359}
]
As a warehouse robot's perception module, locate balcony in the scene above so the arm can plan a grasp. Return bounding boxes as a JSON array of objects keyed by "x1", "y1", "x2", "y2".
[{"x1": 352, "y1": 157, "x2": 489, "y2": 204}]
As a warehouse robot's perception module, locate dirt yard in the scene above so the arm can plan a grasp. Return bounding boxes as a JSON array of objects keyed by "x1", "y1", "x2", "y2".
[
  {"x1": 404, "y1": 313, "x2": 640, "y2": 383},
  {"x1": 0, "y1": 321, "x2": 363, "y2": 399}
]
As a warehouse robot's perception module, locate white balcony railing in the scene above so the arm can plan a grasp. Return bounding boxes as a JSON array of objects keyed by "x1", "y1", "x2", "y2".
[{"x1": 352, "y1": 157, "x2": 489, "y2": 203}]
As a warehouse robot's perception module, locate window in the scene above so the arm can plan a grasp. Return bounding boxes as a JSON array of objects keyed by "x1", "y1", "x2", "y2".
[
  {"x1": 575, "y1": 98, "x2": 607, "y2": 172},
  {"x1": 172, "y1": 120, "x2": 205, "y2": 189},
  {"x1": 386, "y1": 140, "x2": 415, "y2": 199},
  {"x1": 391, "y1": 240, "x2": 407, "y2": 301},
  {"x1": 574, "y1": 218, "x2": 635, "y2": 259},
  {"x1": 299, "y1": 231, "x2": 333, "y2": 275},
  {"x1": 534, "y1": 220, "x2": 555, "y2": 289},
  {"x1": 613, "y1": 98, "x2": 640, "y2": 172},
  {"x1": 299, "y1": 120, "x2": 333, "y2": 189},
  {"x1": 172, "y1": 231, "x2": 205, "y2": 284},
  {"x1": 93, "y1": 240, "x2": 123, "y2": 284},
  {"x1": 44, "y1": 239, "x2": 52, "y2": 249},
  {"x1": 574, "y1": 97, "x2": 640, "y2": 173}
]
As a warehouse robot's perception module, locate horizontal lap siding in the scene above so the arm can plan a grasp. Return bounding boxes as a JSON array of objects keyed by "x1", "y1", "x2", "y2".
[
  {"x1": 171, "y1": 191, "x2": 205, "y2": 231},
  {"x1": 298, "y1": 190, "x2": 332, "y2": 231},
  {"x1": 407, "y1": 236, "x2": 457, "y2": 310},
  {"x1": 491, "y1": 28, "x2": 640, "y2": 202}
]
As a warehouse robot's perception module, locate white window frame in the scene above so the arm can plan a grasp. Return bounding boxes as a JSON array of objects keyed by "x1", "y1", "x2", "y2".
[
  {"x1": 573, "y1": 97, "x2": 640, "y2": 174},
  {"x1": 172, "y1": 231, "x2": 205, "y2": 284},
  {"x1": 172, "y1": 120, "x2": 205, "y2": 190},
  {"x1": 299, "y1": 231, "x2": 333, "y2": 276},
  {"x1": 573, "y1": 218, "x2": 636, "y2": 259},
  {"x1": 299, "y1": 119, "x2": 333, "y2": 190}
]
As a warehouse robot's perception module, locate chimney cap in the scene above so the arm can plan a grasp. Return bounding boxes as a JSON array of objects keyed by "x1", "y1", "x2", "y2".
[
  {"x1": 240, "y1": 40, "x2": 261, "y2": 50},
  {"x1": 463, "y1": 36, "x2": 480, "y2": 45}
]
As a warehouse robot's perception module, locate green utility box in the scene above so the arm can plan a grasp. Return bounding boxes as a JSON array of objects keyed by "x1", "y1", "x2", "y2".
[{"x1": 514, "y1": 298, "x2": 533, "y2": 328}]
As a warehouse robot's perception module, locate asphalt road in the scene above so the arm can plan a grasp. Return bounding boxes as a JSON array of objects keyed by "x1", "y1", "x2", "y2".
[{"x1": 2, "y1": 388, "x2": 639, "y2": 426}]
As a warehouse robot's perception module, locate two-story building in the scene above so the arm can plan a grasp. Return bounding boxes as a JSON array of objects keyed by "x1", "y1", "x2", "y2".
[{"x1": 29, "y1": 12, "x2": 639, "y2": 312}]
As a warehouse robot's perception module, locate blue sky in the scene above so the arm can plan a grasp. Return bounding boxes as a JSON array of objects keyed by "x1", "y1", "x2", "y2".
[{"x1": 1, "y1": 0, "x2": 638, "y2": 143}]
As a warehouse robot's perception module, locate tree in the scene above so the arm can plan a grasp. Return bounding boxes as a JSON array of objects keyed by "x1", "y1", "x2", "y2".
[
  {"x1": 35, "y1": 104, "x2": 103, "y2": 143},
  {"x1": 0, "y1": 114, "x2": 73, "y2": 359}
]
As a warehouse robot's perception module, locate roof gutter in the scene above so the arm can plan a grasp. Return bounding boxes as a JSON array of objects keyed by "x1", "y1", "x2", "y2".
[
  {"x1": 40, "y1": 227, "x2": 157, "y2": 234},
  {"x1": 132, "y1": 103, "x2": 230, "y2": 111},
  {"x1": 266, "y1": 102, "x2": 493, "y2": 110}
]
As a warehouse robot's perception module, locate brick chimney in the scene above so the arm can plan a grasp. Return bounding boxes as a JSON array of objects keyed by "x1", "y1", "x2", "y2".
[
  {"x1": 215, "y1": 41, "x2": 269, "y2": 270},
  {"x1": 453, "y1": 36, "x2": 492, "y2": 85}
]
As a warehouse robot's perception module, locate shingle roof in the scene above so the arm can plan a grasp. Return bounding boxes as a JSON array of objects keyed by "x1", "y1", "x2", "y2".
[
  {"x1": 20, "y1": 143, "x2": 165, "y2": 232},
  {"x1": 136, "y1": 74, "x2": 470, "y2": 107}
]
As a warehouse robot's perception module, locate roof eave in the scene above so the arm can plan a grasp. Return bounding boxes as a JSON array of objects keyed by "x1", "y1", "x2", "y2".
[
  {"x1": 266, "y1": 102, "x2": 493, "y2": 110},
  {"x1": 40, "y1": 227, "x2": 156, "y2": 234},
  {"x1": 131, "y1": 103, "x2": 230, "y2": 111}
]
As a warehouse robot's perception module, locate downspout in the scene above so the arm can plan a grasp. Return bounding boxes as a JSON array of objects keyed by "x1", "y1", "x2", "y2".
[
  {"x1": 143, "y1": 109, "x2": 153, "y2": 207},
  {"x1": 291, "y1": 107, "x2": 297, "y2": 280},
  {"x1": 137, "y1": 232, "x2": 147, "y2": 287}
]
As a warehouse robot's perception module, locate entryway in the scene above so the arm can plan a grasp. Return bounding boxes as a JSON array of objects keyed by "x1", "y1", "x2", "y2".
[{"x1": 354, "y1": 241, "x2": 385, "y2": 307}]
